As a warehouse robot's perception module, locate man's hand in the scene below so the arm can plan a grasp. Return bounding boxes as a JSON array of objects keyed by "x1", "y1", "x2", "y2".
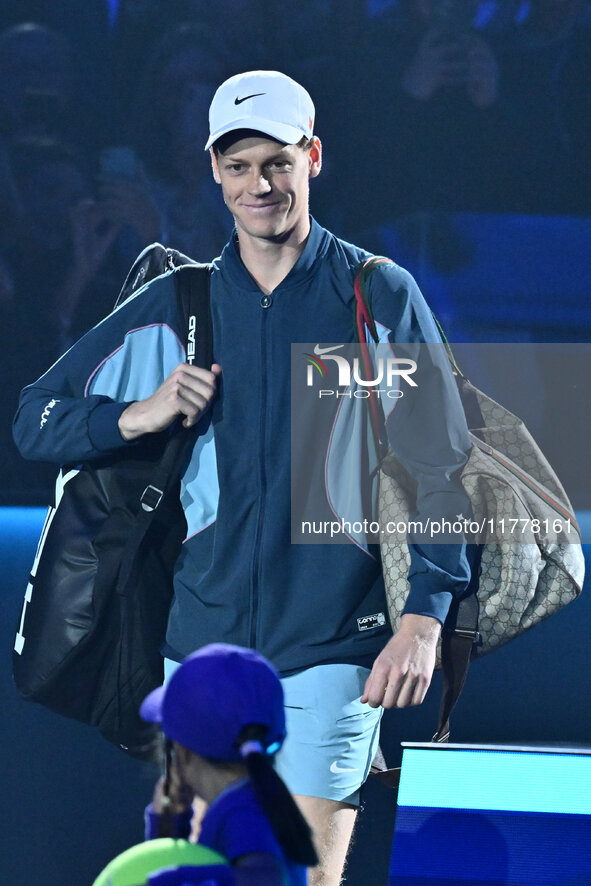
[
  {"x1": 118, "y1": 363, "x2": 222, "y2": 441},
  {"x1": 361, "y1": 613, "x2": 441, "y2": 709}
]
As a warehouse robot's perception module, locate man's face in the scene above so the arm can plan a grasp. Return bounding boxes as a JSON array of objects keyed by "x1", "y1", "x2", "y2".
[{"x1": 210, "y1": 134, "x2": 321, "y2": 243}]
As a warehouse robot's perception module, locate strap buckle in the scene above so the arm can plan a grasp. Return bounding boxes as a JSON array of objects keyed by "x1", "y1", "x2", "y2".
[
  {"x1": 141, "y1": 485, "x2": 164, "y2": 512},
  {"x1": 453, "y1": 627, "x2": 481, "y2": 642}
]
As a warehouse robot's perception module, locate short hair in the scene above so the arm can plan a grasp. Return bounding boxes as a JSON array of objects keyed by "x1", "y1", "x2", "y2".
[{"x1": 213, "y1": 130, "x2": 314, "y2": 156}]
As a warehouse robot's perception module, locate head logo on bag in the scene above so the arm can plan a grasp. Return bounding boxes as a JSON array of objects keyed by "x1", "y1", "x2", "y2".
[{"x1": 187, "y1": 315, "x2": 197, "y2": 364}]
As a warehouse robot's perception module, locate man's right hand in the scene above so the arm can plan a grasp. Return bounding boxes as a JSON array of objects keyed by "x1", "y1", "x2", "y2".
[{"x1": 118, "y1": 363, "x2": 222, "y2": 441}]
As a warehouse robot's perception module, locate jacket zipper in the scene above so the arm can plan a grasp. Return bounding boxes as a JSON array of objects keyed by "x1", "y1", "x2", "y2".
[{"x1": 250, "y1": 300, "x2": 270, "y2": 648}]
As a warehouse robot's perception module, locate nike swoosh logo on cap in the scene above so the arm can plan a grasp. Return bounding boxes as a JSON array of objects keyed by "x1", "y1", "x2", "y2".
[
  {"x1": 234, "y1": 93, "x2": 266, "y2": 105},
  {"x1": 330, "y1": 761, "x2": 359, "y2": 774}
]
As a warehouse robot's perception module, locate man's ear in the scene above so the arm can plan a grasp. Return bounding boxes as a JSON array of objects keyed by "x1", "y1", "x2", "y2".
[
  {"x1": 210, "y1": 147, "x2": 221, "y2": 184},
  {"x1": 308, "y1": 136, "x2": 322, "y2": 179}
]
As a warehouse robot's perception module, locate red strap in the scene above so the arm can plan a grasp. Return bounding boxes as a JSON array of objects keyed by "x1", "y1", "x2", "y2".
[{"x1": 354, "y1": 258, "x2": 394, "y2": 456}]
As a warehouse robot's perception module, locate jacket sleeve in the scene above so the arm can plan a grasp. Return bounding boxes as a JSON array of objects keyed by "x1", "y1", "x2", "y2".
[
  {"x1": 144, "y1": 803, "x2": 192, "y2": 841},
  {"x1": 13, "y1": 273, "x2": 185, "y2": 465},
  {"x1": 368, "y1": 260, "x2": 472, "y2": 625}
]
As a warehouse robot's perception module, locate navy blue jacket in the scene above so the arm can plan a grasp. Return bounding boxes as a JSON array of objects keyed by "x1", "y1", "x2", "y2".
[{"x1": 13, "y1": 219, "x2": 471, "y2": 674}]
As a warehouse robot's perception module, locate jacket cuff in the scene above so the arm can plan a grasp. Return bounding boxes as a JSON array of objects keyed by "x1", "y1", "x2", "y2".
[
  {"x1": 88, "y1": 401, "x2": 135, "y2": 452},
  {"x1": 401, "y1": 573, "x2": 453, "y2": 625},
  {"x1": 144, "y1": 802, "x2": 193, "y2": 841},
  {"x1": 402, "y1": 544, "x2": 471, "y2": 625}
]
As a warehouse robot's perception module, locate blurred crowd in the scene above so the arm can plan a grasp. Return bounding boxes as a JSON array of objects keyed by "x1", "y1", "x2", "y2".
[{"x1": 1, "y1": 0, "x2": 590, "y2": 501}]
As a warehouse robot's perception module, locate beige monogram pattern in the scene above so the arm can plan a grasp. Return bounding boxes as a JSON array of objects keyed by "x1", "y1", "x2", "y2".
[{"x1": 379, "y1": 379, "x2": 585, "y2": 665}]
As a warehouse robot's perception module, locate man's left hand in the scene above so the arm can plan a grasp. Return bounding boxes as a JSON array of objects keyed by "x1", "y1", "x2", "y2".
[{"x1": 361, "y1": 613, "x2": 441, "y2": 709}]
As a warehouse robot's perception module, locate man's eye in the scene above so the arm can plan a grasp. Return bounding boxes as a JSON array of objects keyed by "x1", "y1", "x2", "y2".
[
  {"x1": 227, "y1": 164, "x2": 244, "y2": 173},
  {"x1": 270, "y1": 161, "x2": 289, "y2": 170}
]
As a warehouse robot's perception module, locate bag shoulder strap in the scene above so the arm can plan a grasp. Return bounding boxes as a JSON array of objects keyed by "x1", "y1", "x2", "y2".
[
  {"x1": 353, "y1": 257, "x2": 393, "y2": 459},
  {"x1": 173, "y1": 263, "x2": 213, "y2": 370},
  {"x1": 136, "y1": 263, "x2": 213, "y2": 507},
  {"x1": 354, "y1": 256, "x2": 479, "y2": 750},
  {"x1": 354, "y1": 256, "x2": 393, "y2": 346}
]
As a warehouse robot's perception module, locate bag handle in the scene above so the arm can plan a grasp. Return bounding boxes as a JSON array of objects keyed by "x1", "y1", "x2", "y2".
[{"x1": 114, "y1": 242, "x2": 199, "y2": 309}]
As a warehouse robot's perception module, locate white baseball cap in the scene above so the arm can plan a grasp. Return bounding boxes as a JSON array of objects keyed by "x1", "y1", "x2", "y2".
[{"x1": 204, "y1": 70, "x2": 315, "y2": 151}]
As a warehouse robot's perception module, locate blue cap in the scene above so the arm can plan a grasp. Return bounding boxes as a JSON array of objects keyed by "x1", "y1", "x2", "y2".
[{"x1": 140, "y1": 644, "x2": 286, "y2": 762}]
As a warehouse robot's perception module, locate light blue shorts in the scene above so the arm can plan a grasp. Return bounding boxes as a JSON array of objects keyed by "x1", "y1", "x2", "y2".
[{"x1": 164, "y1": 659, "x2": 382, "y2": 807}]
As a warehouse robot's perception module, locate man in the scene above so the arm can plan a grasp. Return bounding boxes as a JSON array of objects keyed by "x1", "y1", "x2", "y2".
[{"x1": 14, "y1": 71, "x2": 471, "y2": 886}]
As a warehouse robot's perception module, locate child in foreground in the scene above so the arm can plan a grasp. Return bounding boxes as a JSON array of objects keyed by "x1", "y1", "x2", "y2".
[{"x1": 141, "y1": 643, "x2": 318, "y2": 885}]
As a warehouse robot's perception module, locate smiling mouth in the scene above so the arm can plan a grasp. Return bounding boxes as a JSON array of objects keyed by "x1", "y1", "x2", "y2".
[{"x1": 242, "y1": 202, "x2": 280, "y2": 209}]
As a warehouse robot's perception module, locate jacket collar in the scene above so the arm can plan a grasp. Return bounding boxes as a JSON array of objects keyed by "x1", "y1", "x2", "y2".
[{"x1": 219, "y1": 216, "x2": 329, "y2": 293}]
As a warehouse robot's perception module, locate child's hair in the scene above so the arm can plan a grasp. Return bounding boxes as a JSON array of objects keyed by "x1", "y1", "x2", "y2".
[
  {"x1": 236, "y1": 724, "x2": 318, "y2": 868},
  {"x1": 157, "y1": 738, "x2": 175, "y2": 839}
]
